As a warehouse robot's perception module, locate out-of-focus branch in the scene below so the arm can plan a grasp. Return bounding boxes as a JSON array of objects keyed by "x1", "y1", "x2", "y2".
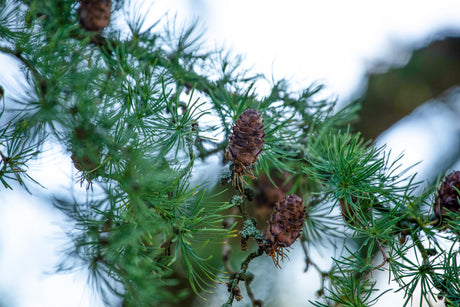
[{"x1": 222, "y1": 247, "x2": 264, "y2": 307}]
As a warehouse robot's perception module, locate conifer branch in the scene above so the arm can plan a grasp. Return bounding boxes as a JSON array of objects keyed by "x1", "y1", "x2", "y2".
[
  {"x1": 2, "y1": 1, "x2": 460, "y2": 306},
  {"x1": 223, "y1": 247, "x2": 264, "y2": 307}
]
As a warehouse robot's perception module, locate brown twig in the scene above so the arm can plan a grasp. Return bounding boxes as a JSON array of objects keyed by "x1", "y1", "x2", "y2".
[
  {"x1": 223, "y1": 247, "x2": 264, "y2": 307},
  {"x1": 358, "y1": 239, "x2": 390, "y2": 296},
  {"x1": 245, "y1": 273, "x2": 263, "y2": 307},
  {"x1": 375, "y1": 240, "x2": 389, "y2": 269},
  {"x1": 222, "y1": 194, "x2": 264, "y2": 306}
]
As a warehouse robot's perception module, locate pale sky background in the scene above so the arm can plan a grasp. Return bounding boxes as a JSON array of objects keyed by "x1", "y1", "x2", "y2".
[{"x1": 1, "y1": 0, "x2": 460, "y2": 306}]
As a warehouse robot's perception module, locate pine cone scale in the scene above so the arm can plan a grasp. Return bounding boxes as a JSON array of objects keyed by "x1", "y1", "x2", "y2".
[{"x1": 434, "y1": 170, "x2": 460, "y2": 225}]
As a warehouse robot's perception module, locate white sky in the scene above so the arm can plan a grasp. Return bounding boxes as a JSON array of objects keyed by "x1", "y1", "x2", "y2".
[
  {"x1": 159, "y1": 0, "x2": 460, "y2": 98},
  {"x1": 1, "y1": 1, "x2": 460, "y2": 306}
]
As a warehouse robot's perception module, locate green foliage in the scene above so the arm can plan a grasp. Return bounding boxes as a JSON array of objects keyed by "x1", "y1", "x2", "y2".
[
  {"x1": 310, "y1": 264, "x2": 388, "y2": 307},
  {"x1": 1, "y1": 0, "x2": 459, "y2": 306},
  {"x1": 0, "y1": 114, "x2": 42, "y2": 191},
  {"x1": 171, "y1": 191, "x2": 237, "y2": 296}
]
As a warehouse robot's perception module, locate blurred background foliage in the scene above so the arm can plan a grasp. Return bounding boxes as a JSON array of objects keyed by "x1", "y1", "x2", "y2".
[
  {"x1": 355, "y1": 34, "x2": 460, "y2": 140},
  {"x1": 353, "y1": 33, "x2": 460, "y2": 186}
]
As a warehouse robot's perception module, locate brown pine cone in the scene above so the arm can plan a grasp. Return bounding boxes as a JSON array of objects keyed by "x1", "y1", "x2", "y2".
[
  {"x1": 225, "y1": 108, "x2": 265, "y2": 183},
  {"x1": 263, "y1": 194, "x2": 306, "y2": 267},
  {"x1": 254, "y1": 171, "x2": 293, "y2": 210},
  {"x1": 77, "y1": 0, "x2": 112, "y2": 32},
  {"x1": 434, "y1": 170, "x2": 460, "y2": 225},
  {"x1": 70, "y1": 124, "x2": 103, "y2": 185}
]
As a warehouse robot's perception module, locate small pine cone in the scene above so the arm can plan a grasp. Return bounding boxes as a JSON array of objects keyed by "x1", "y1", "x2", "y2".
[
  {"x1": 434, "y1": 170, "x2": 460, "y2": 224},
  {"x1": 225, "y1": 108, "x2": 265, "y2": 176},
  {"x1": 70, "y1": 124, "x2": 103, "y2": 185},
  {"x1": 232, "y1": 287, "x2": 243, "y2": 301},
  {"x1": 78, "y1": 0, "x2": 112, "y2": 32},
  {"x1": 264, "y1": 194, "x2": 306, "y2": 266},
  {"x1": 71, "y1": 151, "x2": 98, "y2": 172},
  {"x1": 255, "y1": 171, "x2": 292, "y2": 210},
  {"x1": 240, "y1": 237, "x2": 248, "y2": 251}
]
